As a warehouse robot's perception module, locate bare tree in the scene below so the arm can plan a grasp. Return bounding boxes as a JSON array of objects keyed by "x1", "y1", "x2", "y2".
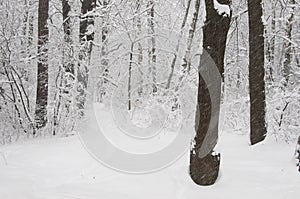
[
  {"x1": 147, "y1": 0, "x2": 157, "y2": 93},
  {"x1": 62, "y1": 0, "x2": 73, "y2": 75},
  {"x1": 35, "y1": 0, "x2": 50, "y2": 130},
  {"x1": 135, "y1": 0, "x2": 143, "y2": 96},
  {"x1": 53, "y1": 0, "x2": 74, "y2": 135},
  {"x1": 175, "y1": 0, "x2": 201, "y2": 92},
  {"x1": 248, "y1": 0, "x2": 267, "y2": 145},
  {"x1": 190, "y1": 0, "x2": 231, "y2": 186},
  {"x1": 98, "y1": 0, "x2": 110, "y2": 102},
  {"x1": 77, "y1": 0, "x2": 96, "y2": 116},
  {"x1": 182, "y1": 0, "x2": 201, "y2": 74}
]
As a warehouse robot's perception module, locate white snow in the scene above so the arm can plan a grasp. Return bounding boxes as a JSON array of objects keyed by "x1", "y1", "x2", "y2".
[
  {"x1": 261, "y1": 15, "x2": 267, "y2": 26},
  {"x1": 213, "y1": 0, "x2": 231, "y2": 17},
  {"x1": 86, "y1": 24, "x2": 95, "y2": 35},
  {"x1": 94, "y1": 103, "x2": 178, "y2": 154},
  {"x1": 0, "y1": 126, "x2": 299, "y2": 198}
]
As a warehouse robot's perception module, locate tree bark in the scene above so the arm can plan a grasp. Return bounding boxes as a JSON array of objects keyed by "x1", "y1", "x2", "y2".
[
  {"x1": 35, "y1": 0, "x2": 49, "y2": 130},
  {"x1": 182, "y1": 0, "x2": 201, "y2": 73},
  {"x1": 248, "y1": 0, "x2": 267, "y2": 145},
  {"x1": 147, "y1": 0, "x2": 157, "y2": 93},
  {"x1": 77, "y1": 0, "x2": 96, "y2": 116},
  {"x1": 53, "y1": 0, "x2": 74, "y2": 135},
  {"x1": 135, "y1": 0, "x2": 144, "y2": 96},
  {"x1": 190, "y1": 0, "x2": 231, "y2": 186},
  {"x1": 99, "y1": 0, "x2": 109, "y2": 102},
  {"x1": 266, "y1": 2, "x2": 275, "y2": 83},
  {"x1": 283, "y1": 0, "x2": 295, "y2": 85},
  {"x1": 128, "y1": 43, "x2": 134, "y2": 111},
  {"x1": 296, "y1": 136, "x2": 300, "y2": 172},
  {"x1": 62, "y1": 0, "x2": 74, "y2": 75}
]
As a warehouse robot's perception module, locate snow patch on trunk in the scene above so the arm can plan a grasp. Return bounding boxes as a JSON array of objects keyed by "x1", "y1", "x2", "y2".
[{"x1": 213, "y1": 0, "x2": 230, "y2": 17}]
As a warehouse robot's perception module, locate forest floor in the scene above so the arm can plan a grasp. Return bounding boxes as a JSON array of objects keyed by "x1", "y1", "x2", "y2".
[{"x1": 0, "y1": 107, "x2": 299, "y2": 198}]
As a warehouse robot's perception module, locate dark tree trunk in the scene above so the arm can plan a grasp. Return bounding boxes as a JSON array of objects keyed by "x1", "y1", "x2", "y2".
[
  {"x1": 80, "y1": 0, "x2": 96, "y2": 43},
  {"x1": 77, "y1": 0, "x2": 96, "y2": 116},
  {"x1": 62, "y1": 0, "x2": 73, "y2": 74},
  {"x1": 128, "y1": 43, "x2": 134, "y2": 111},
  {"x1": 62, "y1": 0, "x2": 72, "y2": 42},
  {"x1": 99, "y1": 0, "x2": 109, "y2": 102},
  {"x1": 35, "y1": 0, "x2": 49, "y2": 130},
  {"x1": 62, "y1": 0, "x2": 74, "y2": 93},
  {"x1": 190, "y1": 0, "x2": 231, "y2": 186},
  {"x1": 248, "y1": 0, "x2": 267, "y2": 145},
  {"x1": 296, "y1": 136, "x2": 300, "y2": 172},
  {"x1": 295, "y1": 136, "x2": 300, "y2": 172}
]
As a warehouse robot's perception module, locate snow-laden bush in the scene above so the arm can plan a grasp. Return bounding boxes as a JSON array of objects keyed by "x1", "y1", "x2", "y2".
[{"x1": 267, "y1": 80, "x2": 300, "y2": 143}]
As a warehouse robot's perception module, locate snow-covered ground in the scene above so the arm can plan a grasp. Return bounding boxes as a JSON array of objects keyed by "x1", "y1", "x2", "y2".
[
  {"x1": 0, "y1": 104, "x2": 299, "y2": 198},
  {"x1": 0, "y1": 130, "x2": 299, "y2": 198}
]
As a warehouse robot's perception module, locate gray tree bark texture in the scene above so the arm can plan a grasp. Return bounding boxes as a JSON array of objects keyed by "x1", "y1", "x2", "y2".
[
  {"x1": 35, "y1": 0, "x2": 49, "y2": 130},
  {"x1": 248, "y1": 0, "x2": 267, "y2": 145},
  {"x1": 190, "y1": 0, "x2": 231, "y2": 186}
]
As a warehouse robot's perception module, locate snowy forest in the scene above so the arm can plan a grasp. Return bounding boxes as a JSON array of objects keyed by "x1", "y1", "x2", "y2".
[{"x1": 0, "y1": 0, "x2": 299, "y2": 198}]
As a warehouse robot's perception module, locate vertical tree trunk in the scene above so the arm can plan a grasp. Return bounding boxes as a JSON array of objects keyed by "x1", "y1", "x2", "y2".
[
  {"x1": 283, "y1": 0, "x2": 295, "y2": 85},
  {"x1": 77, "y1": 0, "x2": 96, "y2": 116},
  {"x1": 182, "y1": 0, "x2": 201, "y2": 73},
  {"x1": 147, "y1": 0, "x2": 157, "y2": 93},
  {"x1": 35, "y1": 0, "x2": 50, "y2": 130},
  {"x1": 135, "y1": 0, "x2": 143, "y2": 96},
  {"x1": 166, "y1": 0, "x2": 192, "y2": 89},
  {"x1": 62, "y1": 0, "x2": 74, "y2": 94},
  {"x1": 99, "y1": 0, "x2": 109, "y2": 102},
  {"x1": 235, "y1": 18, "x2": 241, "y2": 88},
  {"x1": 190, "y1": 0, "x2": 231, "y2": 186},
  {"x1": 248, "y1": 0, "x2": 267, "y2": 145},
  {"x1": 175, "y1": 0, "x2": 201, "y2": 92},
  {"x1": 268, "y1": 1, "x2": 276, "y2": 75},
  {"x1": 128, "y1": 43, "x2": 134, "y2": 111},
  {"x1": 23, "y1": 0, "x2": 34, "y2": 52},
  {"x1": 21, "y1": 0, "x2": 34, "y2": 83},
  {"x1": 62, "y1": 0, "x2": 73, "y2": 75},
  {"x1": 53, "y1": 0, "x2": 74, "y2": 135},
  {"x1": 266, "y1": 2, "x2": 276, "y2": 83},
  {"x1": 22, "y1": 0, "x2": 29, "y2": 46},
  {"x1": 296, "y1": 136, "x2": 300, "y2": 172},
  {"x1": 101, "y1": 0, "x2": 109, "y2": 67}
]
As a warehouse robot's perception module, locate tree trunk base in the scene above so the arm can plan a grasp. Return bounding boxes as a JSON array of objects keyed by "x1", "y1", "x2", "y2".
[
  {"x1": 296, "y1": 136, "x2": 300, "y2": 172},
  {"x1": 189, "y1": 151, "x2": 220, "y2": 186}
]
